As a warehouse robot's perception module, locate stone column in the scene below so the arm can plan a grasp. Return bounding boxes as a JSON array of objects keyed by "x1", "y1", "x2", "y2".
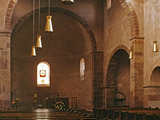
[
  {"x1": 130, "y1": 37, "x2": 144, "y2": 108},
  {"x1": 92, "y1": 51, "x2": 104, "y2": 108},
  {"x1": 0, "y1": 31, "x2": 11, "y2": 109}
]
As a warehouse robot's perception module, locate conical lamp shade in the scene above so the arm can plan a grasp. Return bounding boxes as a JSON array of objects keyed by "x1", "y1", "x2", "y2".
[
  {"x1": 62, "y1": 0, "x2": 74, "y2": 4},
  {"x1": 45, "y1": 15, "x2": 53, "y2": 32},
  {"x1": 129, "y1": 50, "x2": 133, "y2": 59},
  {"x1": 31, "y1": 45, "x2": 36, "y2": 56},
  {"x1": 153, "y1": 41, "x2": 158, "y2": 52},
  {"x1": 36, "y1": 35, "x2": 42, "y2": 48}
]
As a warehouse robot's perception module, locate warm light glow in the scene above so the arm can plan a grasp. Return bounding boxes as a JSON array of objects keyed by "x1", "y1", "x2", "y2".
[
  {"x1": 107, "y1": 0, "x2": 111, "y2": 10},
  {"x1": 153, "y1": 41, "x2": 158, "y2": 52},
  {"x1": 80, "y1": 58, "x2": 85, "y2": 81},
  {"x1": 37, "y1": 62, "x2": 50, "y2": 87},
  {"x1": 82, "y1": 63, "x2": 85, "y2": 71},
  {"x1": 129, "y1": 50, "x2": 133, "y2": 59},
  {"x1": 62, "y1": 0, "x2": 74, "y2": 4}
]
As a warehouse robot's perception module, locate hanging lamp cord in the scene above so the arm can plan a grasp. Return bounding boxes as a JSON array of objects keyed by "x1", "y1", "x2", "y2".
[
  {"x1": 48, "y1": 0, "x2": 50, "y2": 15},
  {"x1": 33, "y1": 0, "x2": 35, "y2": 45},
  {"x1": 38, "y1": 0, "x2": 41, "y2": 35}
]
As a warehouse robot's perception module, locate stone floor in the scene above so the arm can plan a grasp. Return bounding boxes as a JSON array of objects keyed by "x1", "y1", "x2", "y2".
[{"x1": 0, "y1": 109, "x2": 84, "y2": 120}]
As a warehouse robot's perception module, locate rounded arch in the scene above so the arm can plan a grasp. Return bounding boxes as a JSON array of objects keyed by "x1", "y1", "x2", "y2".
[
  {"x1": 145, "y1": 66, "x2": 160, "y2": 108},
  {"x1": 37, "y1": 61, "x2": 50, "y2": 87},
  {"x1": 150, "y1": 66, "x2": 160, "y2": 86},
  {"x1": 105, "y1": 45, "x2": 129, "y2": 74},
  {"x1": 10, "y1": 7, "x2": 97, "y2": 52},
  {"x1": 37, "y1": 61, "x2": 50, "y2": 69},
  {"x1": 111, "y1": 45, "x2": 130, "y2": 58},
  {"x1": 6, "y1": 0, "x2": 139, "y2": 46},
  {"x1": 5, "y1": 0, "x2": 18, "y2": 31},
  {"x1": 115, "y1": 91, "x2": 126, "y2": 106},
  {"x1": 106, "y1": 48, "x2": 130, "y2": 82},
  {"x1": 105, "y1": 48, "x2": 130, "y2": 107},
  {"x1": 118, "y1": 0, "x2": 140, "y2": 38},
  {"x1": 147, "y1": 64, "x2": 160, "y2": 86}
]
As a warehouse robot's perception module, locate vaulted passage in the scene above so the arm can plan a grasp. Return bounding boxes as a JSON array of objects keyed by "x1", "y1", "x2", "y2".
[{"x1": 106, "y1": 49, "x2": 130, "y2": 107}]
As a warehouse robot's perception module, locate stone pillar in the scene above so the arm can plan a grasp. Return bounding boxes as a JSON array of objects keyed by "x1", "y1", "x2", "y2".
[
  {"x1": 130, "y1": 37, "x2": 144, "y2": 108},
  {"x1": 92, "y1": 51, "x2": 104, "y2": 108},
  {"x1": 0, "y1": 31, "x2": 11, "y2": 109}
]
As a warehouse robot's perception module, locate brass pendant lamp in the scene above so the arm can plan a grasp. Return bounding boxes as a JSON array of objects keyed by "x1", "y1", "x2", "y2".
[
  {"x1": 153, "y1": 41, "x2": 158, "y2": 52},
  {"x1": 62, "y1": 0, "x2": 74, "y2": 4},
  {"x1": 31, "y1": 0, "x2": 36, "y2": 56},
  {"x1": 129, "y1": 50, "x2": 133, "y2": 59},
  {"x1": 153, "y1": 15, "x2": 158, "y2": 53},
  {"x1": 31, "y1": 45, "x2": 36, "y2": 56},
  {"x1": 36, "y1": 35, "x2": 42, "y2": 48},
  {"x1": 45, "y1": 0, "x2": 53, "y2": 32},
  {"x1": 36, "y1": 0, "x2": 42, "y2": 48}
]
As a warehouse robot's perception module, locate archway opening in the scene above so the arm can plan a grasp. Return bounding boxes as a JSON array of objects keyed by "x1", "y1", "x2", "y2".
[
  {"x1": 11, "y1": 9, "x2": 93, "y2": 109},
  {"x1": 146, "y1": 67, "x2": 160, "y2": 108},
  {"x1": 106, "y1": 49, "x2": 130, "y2": 107}
]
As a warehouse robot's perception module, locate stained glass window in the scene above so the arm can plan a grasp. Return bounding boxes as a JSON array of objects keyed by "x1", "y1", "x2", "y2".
[{"x1": 37, "y1": 62, "x2": 50, "y2": 87}]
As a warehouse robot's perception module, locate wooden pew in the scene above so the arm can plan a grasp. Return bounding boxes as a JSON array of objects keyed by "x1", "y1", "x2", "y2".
[{"x1": 94, "y1": 107, "x2": 160, "y2": 120}]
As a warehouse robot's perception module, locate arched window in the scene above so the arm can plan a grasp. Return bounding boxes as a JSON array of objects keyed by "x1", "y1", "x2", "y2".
[
  {"x1": 37, "y1": 61, "x2": 50, "y2": 87},
  {"x1": 107, "y1": 0, "x2": 111, "y2": 10},
  {"x1": 80, "y1": 58, "x2": 85, "y2": 81}
]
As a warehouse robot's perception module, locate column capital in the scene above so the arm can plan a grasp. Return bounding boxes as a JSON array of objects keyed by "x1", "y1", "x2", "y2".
[
  {"x1": 91, "y1": 51, "x2": 104, "y2": 54},
  {"x1": 143, "y1": 86, "x2": 160, "y2": 88},
  {"x1": 0, "y1": 31, "x2": 12, "y2": 38},
  {"x1": 0, "y1": 31, "x2": 11, "y2": 34},
  {"x1": 130, "y1": 37, "x2": 144, "y2": 41}
]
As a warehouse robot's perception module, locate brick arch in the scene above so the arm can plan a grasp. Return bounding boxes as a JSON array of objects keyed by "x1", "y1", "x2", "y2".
[
  {"x1": 119, "y1": 0, "x2": 139, "y2": 38},
  {"x1": 111, "y1": 45, "x2": 130, "y2": 57},
  {"x1": 105, "y1": 46, "x2": 129, "y2": 89},
  {"x1": 105, "y1": 46, "x2": 130, "y2": 107},
  {"x1": 5, "y1": 0, "x2": 18, "y2": 31},
  {"x1": 11, "y1": 7, "x2": 97, "y2": 52},
  {"x1": 106, "y1": 45, "x2": 130, "y2": 72}
]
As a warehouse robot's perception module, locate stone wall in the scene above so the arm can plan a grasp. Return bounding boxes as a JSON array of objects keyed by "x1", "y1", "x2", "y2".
[
  {"x1": 104, "y1": 0, "x2": 131, "y2": 107},
  {"x1": 11, "y1": 0, "x2": 104, "y2": 51},
  {"x1": 144, "y1": 0, "x2": 160, "y2": 108},
  {"x1": 0, "y1": 0, "x2": 105, "y2": 110},
  {"x1": 0, "y1": 0, "x2": 11, "y2": 31},
  {"x1": 92, "y1": 52, "x2": 104, "y2": 108},
  {"x1": 104, "y1": 0, "x2": 145, "y2": 108},
  {"x1": 0, "y1": 32, "x2": 10, "y2": 109},
  {"x1": 1, "y1": 0, "x2": 160, "y2": 110},
  {"x1": 0, "y1": 0, "x2": 11, "y2": 109},
  {"x1": 11, "y1": 11, "x2": 93, "y2": 110}
]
